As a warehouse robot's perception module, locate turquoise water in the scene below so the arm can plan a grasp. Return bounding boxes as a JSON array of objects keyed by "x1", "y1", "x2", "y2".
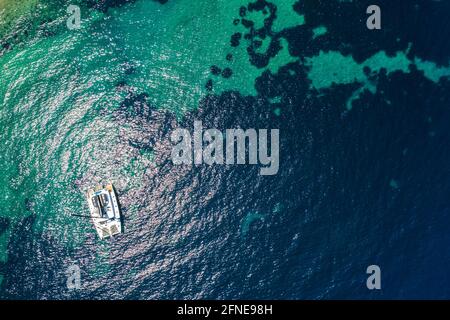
[
  {"x1": 0, "y1": 0, "x2": 323, "y2": 266},
  {"x1": 0, "y1": 0, "x2": 306, "y2": 288}
]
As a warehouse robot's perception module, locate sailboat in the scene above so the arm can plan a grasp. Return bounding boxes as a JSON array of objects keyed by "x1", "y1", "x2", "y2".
[{"x1": 86, "y1": 183, "x2": 122, "y2": 239}]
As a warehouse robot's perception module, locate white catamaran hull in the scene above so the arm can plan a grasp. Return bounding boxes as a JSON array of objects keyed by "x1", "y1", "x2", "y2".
[{"x1": 86, "y1": 184, "x2": 122, "y2": 239}]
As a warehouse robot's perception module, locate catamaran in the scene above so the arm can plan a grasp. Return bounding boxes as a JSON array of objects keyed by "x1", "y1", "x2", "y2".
[{"x1": 86, "y1": 183, "x2": 122, "y2": 239}]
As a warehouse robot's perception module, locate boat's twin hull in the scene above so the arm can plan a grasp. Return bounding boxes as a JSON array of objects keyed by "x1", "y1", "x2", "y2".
[{"x1": 87, "y1": 184, "x2": 122, "y2": 239}]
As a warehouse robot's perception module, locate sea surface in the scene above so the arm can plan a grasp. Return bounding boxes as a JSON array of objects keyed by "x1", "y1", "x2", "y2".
[{"x1": 1, "y1": 0, "x2": 450, "y2": 299}]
